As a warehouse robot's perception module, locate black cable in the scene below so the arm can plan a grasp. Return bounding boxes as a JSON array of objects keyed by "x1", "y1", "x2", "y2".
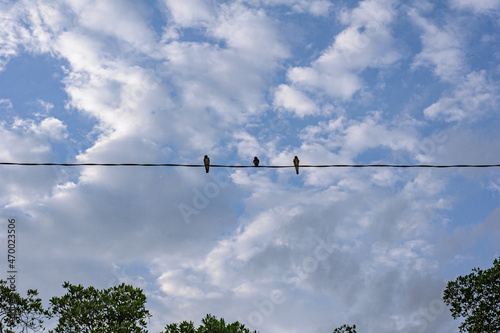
[{"x1": 1, "y1": 162, "x2": 500, "y2": 168}]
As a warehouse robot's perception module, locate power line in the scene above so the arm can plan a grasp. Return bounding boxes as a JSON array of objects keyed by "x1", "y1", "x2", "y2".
[{"x1": 1, "y1": 162, "x2": 500, "y2": 168}]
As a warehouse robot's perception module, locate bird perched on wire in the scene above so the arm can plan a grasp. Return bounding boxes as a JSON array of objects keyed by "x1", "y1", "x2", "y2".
[
  {"x1": 293, "y1": 156, "x2": 300, "y2": 175},
  {"x1": 204, "y1": 155, "x2": 210, "y2": 173},
  {"x1": 253, "y1": 156, "x2": 260, "y2": 167}
]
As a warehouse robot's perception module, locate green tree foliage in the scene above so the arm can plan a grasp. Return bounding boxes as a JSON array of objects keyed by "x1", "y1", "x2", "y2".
[
  {"x1": 2, "y1": 279, "x2": 357, "y2": 333},
  {"x1": 162, "y1": 314, "x2": 356, "y2": 333},
  {"x1": 332, "y1": 324, "x2": 357, "y2": 333},
  {"x1": 0, "y1": 280, "x2": 47, "y2": 333},
  {"x1": 443, "y1": 257, "x2": 500, "y2": 333},
  {"x1": 161, "y1": 314, "x2": 259, "y2": 333},
  {"x1": 49, "y1": 282, "x2": 151, "y2": 333}
]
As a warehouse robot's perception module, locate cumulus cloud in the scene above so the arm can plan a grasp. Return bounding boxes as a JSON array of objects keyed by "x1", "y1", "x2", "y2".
[
  {"x1": 163, "y1": 0, "x2": 215, "y2": 27},
  {"x1": 66, "y1": 0, "x2": 156, "y2": 53},
  {"x1": 0, "y1": 116, "x2": 70, "y2": 210},
  {"x1": 424, "y1": 71, "x2": 497, "y2": 122},
  {"x1": 295, "y1": 0, "x2": 332, "y2": 16},
  {"x1": 283, "y1": 0, "x2": 400, "y2": 100},
  {"x1": 173, "y1": 160, "x2": 454, "y2": 332},
  {"x1": 449, "y1": 0, "x2": 500, "y2": 13},
  {"x1": 273, "y1": 84, "x2": 318, "y2": 117},
  {"x1": 35, "y1": 98, "x2": 54, "y2": 116},
  {"x1": 11, "y1": 116, "x2": 68, "y2": 142},
  {"x1": 158, "y1": 269, "x2": 205, "y2": 299},
  {"x1": 209, "y1": 3, "x2": 289, "y2": 63},
  {"x1": 411, "y1": 10, "x2": 498, "y2": 123},
  {"x1": 0, "y1": 2, "x2": 28, "y2": 70},
  {"x1": 410, "y1": 9, "x2": 465, "y2": 82},
  {"x1": 20, "y1": 1, "x2": 71, "y2": 53},
  {"x1": 298, "y1": 113, "x2": 418, "y2": 162}
]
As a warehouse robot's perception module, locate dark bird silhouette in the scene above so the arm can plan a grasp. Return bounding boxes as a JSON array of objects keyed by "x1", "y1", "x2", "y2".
[
  {"x1": 293, "y1": 156, "x2": 300, "y2": 175},
  {"x1": 204, "y1": 155, "x2": 210, "y2": 173},
  {"x1": 253, "y1": 156, "x2": 260, "y2": 167}
]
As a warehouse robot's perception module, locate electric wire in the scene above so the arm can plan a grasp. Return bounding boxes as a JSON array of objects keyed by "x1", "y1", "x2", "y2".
[{"x1": 1, "y1": 162, "x2": 500, "y2": 168}]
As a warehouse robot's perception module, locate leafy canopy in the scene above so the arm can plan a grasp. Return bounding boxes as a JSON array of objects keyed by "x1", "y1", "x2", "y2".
[
  {"x1": 2, "y1": 280, "x2": 356, "y2": 333},
  {"x1": 162, "y1": 314, "x2": 356, "y2": 333},
  {"x1": 161, "y1": 314, "x2": 258, "y2": 333},
  {"x1": 443, "y1": 257, "x2": 500, "y2": 333},
  {"x1": 332, "y1": 324, "x2": 357, "y2": 333},
  {"x1": 0, "y1": 280, "x2": 47, "y2": 333},
  {"x1": 49, "y1": 281, "x2": 151, "y2": 333}
]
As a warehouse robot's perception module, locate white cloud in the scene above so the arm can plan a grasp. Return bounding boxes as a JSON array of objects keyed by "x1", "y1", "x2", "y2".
[
  {"x1": 163, "y1": 0, "x2": 215, "y2": 27},
  {"x1": 173, "y1": 159, "x2": 454, "y2": 331},
  {"x1": 0, "y1": 117, "x2": 70, "y2": 209},
  {"x1": 424, "y1": 71, "x2": 497, "y2": 121},
  {"x1": 11, "y1": 117, "x2": 68, "y2": 142},
  {"x1": 298, "y1": 113, "x2": 417, "y2": 162},
  {"x1": 410, "y1": 10, "x2": 465, "y2": 82},
  {"x1": 158, "y1": 269, "x2": 204, "y2": 299},
  {"x1": 67, "y1": 0, "x2": 156, "y2": 53},
  {"x1": 288, "y1": 64, "x2": 361, "y2": 100},
  {"x1": 21, "y1": 1, "x2": 71, "y2": 53},
  {"x1": 5, "y1": 1, "x2": 290, "y2": 159},
  {"x1": 420, "y1": 127, "x2": 500, "y2": 167},
  {"x1": 273, "y1": 84, "x2": 318, "y2": 117},
  {"x1": 209, "y1": 3, "x2": 289, "y2": 62},
  {"x1": 35, "y1": 99, "x2": 54, "y2": 116},
  {"x1": 34, "y1": 117, "x2": 68, "y2": 141},
  {"x1": 0, "y1": 2, "x2": 29, "y2": 70},
  {"x1": 449, "y1": 0, "x2": 500, "y2": 13},
  {"x1": 285, "y1": 0, "x2": 400, "y2": 100},
  {"x1": 0, "y1": 98, "x2": 13, "y2": 110},
  {"x1": 152, "y1": 3, "x2": 290, "y2": 153},
  {"x1": 194, "y1": 206, "x2": 302, "y2": 288},
  {"x1": 341, "y1": 113, "x2": 417, "y2": 156},
  {"x1": 56, "y1": 31, "x2": 105, "y2": 72},
  {"x1": 411, "y1": 11, "x2": 498, "y2": 123},
  {"x1": 233, "y1": 131, "x2": 267, "y2": 160},
  {"x1": 305, "y1": 1, "x2": 332, "y2": 16},
  {"x1": 291, "y1": 116, "x2": 418, "y2": 187}
]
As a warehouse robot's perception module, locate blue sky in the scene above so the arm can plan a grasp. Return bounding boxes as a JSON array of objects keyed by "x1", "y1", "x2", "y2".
[{"x1": 0, "y1": 0, "x2": 499, "y2": 332}]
